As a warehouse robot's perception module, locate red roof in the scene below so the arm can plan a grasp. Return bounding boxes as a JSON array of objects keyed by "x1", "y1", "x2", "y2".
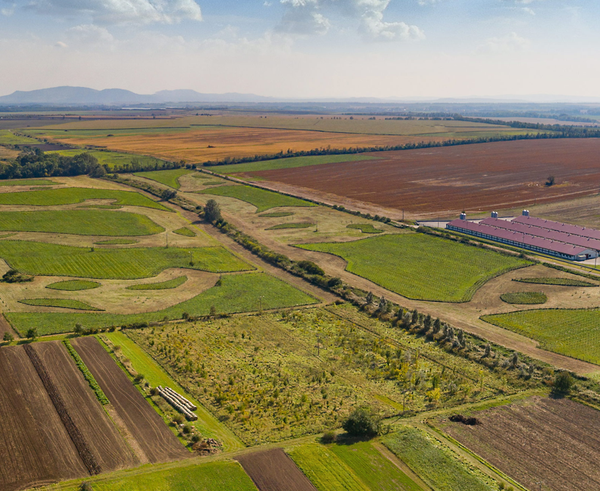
[{"x1": 514, "y1": 215, "x2": 600, "y2": 241}]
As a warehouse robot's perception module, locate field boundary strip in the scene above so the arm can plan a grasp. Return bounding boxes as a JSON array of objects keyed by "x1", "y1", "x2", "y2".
[{"x1": 63, "y1": 339, "x2": 109, "y2": 405}]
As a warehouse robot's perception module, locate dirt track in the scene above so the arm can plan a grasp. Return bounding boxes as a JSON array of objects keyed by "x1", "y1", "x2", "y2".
[
  {"x1": 237, "y1": 448, "x2": 317, "y2": 491},
  {"x1": 72, "y1": 336, "x2": 189, "y2": 464}
]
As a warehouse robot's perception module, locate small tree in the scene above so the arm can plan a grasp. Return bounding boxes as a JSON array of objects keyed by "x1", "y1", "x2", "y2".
[
  {"x1": 365, "y1": 291, "x2": 374, "y2": 305},
  {"x1": 554, "y1": 371, "x2": 574, "y2": 395},
  {"x1": 546, "y1": 175, "x2": 555, "y2": 187},
  {"x1": 74, "y1": 324, "x2": 83, "y2": 335},
  {"x1": 342, "y1": 406, "x2": 381, "y2": 438},
  {"x1": 411, "y1": 309, "x2": 419, "y2": 325},
  {"x1": 204, "y1": 199, "x2": 222, "y2": 223},
  {"x1": 26, "y1": 328, "x2": 37, "y2": 341},
  {"x1": 161, "y1": 189, "x2": 177, "y2": 201},
  {"x1": 3, "y1": 332, "x2": 14, "y2": 343}
]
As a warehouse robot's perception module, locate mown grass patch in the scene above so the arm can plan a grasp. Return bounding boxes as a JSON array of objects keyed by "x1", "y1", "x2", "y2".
[
  {"x1": 0, "y1": 187, "x2": 169, "y2": 210},
  {"x1": 347, "y1": 223, "x2": 383, "y2": 234},
  {"x1": 46, "y1": 280, "x2": 101, "y2": 291},
  {"x1": 134, "y1": 168, "x2": 193, "y2": 189},
  {"x1": 0, "y1": 209, "x2": 164, "y2": 236},
  {"x1": 266, "y1": 222, "x2": 314, "y2": 230},
  {"x1": 259, "y1": 211, "x2": 294, "y2": 218},
  {"x1": 298, "y1": 233, "x2": 531, "y2": 302},
  {"x1": 212, "y1": 154, "x2": 377, "y2": 174},
  {"x1": 94, "y1": 238, "x2": 138, "y2": 245},
  {"x1": 0, "y1": 178, "x2": 56, "y2": 186},
  {"x1": 19, "y1": 298, "x2": 102, "y2": 311},
  {"x1": 481, "y1": 308, "x2": 600, "y2": 365},
  {"x1": 6, "y1": 273, "x2": 317, "y2": 335},
  {"x1": 0, "y1": 240, "x2": 251, "y2": 279},
  {"x1": 126, "y1": 276, "x2": 187, "y2": 290},
  {"x1": 500, "y1": 291, "x2": 547, "y2": 305},
  {"x1": 288, "y1": 443, "x2": 368, "y2": 491},
  {"x1": 198, "y1": 185, "x2": 315, "y2": 213},
  {"x1": 514, "y1": 277, "x2": 597, "y2": 287},
  {"x1": 173, "y1": 227, "x2": 196, "y2": 237},
  {"x1": 383, "y1": 427, "x2": 496, "y2": 491}
]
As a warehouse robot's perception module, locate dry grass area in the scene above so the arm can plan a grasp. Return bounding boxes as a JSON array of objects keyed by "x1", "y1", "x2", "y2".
[{"x1": 0, "y1": 146, "x2": 19, "y2": 161}]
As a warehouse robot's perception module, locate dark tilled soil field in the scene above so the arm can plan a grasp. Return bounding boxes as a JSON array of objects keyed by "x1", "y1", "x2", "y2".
[
  {"x1": 237, "y1": 448, "x2": 317, "y2": 491},
  {"x1": 252, "y1": 139, "x2": 600, "y2": 217},
  {"x1": 439, "y1": 396, "x2": 600, "y2": 491},
  {"x1": 0, "y1": 345, "x2": 87, "y2": 491},
  {"x1": 33, "y1": 341, "x2": 139, "y2": 472},
  {"x1": 72, "y1": 336, "x2": 189, "y2": 463}
]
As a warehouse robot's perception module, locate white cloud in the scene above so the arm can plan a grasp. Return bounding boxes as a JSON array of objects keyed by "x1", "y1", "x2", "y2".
[
  {"x1": 66, "y1": 24, "x2": 114, "y2": 47},
  {"x1": 54, "y1": 40, "x2": 68, "y2": 48},
  {"x1": 1, "y1": 3, "x2": 15, "y2": 16},
  {"x1": 417, "y1": 0, "x2": 441, "y2": 5},
  {"x1": 277, "y1": 0, "x2": 424, "y2": 41},
  {"x1": 481, "y1": 32, "x2": 530, "y2": 53},
  {"x1": 26, "y1": 0, "x2": 202, "y2": 25},
  {"x1": 522, "y1": 7, "x2": 535, "y2": 15}
]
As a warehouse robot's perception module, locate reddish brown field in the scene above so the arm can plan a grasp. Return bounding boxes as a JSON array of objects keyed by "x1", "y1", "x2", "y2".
[
  {"x1": 0, "y1": 345, "x2": 87, "y2": 491},
  {"x1": 236, "y1": 448, "x2": 317, "y2": 491},
  {"x1": 33, "y1": 341, "x2": 139, "y2": 472},
  {"x1": 72, "y1": 336, "x2": 189, "y2": 463},
  {"x1": 439, "y1": 396, "x2": 600, "y2": 491},
  {"x1": 251, "y1": 139, "x2": 600, "y2": 218}
]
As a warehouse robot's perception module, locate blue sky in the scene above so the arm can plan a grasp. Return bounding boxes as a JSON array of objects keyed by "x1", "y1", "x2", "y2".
[{"x1": 0, "y1": 0, "x2": 598, "y2": 98}]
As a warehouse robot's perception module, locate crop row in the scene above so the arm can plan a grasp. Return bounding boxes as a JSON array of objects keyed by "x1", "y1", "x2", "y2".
[{"x1": 63, "y1": 339, "x2": 110, "y2": 405}]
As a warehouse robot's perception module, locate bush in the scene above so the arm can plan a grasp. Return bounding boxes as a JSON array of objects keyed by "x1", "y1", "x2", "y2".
[
  {"x1": 321, "y1": 430, "x2": 336, "y2": 443},
  {"x1": 173, "y1": 414, "x2": 185, "y2": 425},
  {"x1": 3, "y1": 332, "x2": 14, "y2": 343},
  {"x1": 553, "y1": 371, "x2": 574, "y2": 394},
  {"x1": 342, "y1": 406, "x2": 381, "y2": 437},
  {"x1": 297, "y1": 260, "x2": 325, "y2": 276}
]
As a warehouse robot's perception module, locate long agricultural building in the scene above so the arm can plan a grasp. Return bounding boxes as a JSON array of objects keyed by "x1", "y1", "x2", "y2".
[{"x1": 447, "y1": 211, "x2": 599, "y2": 261}]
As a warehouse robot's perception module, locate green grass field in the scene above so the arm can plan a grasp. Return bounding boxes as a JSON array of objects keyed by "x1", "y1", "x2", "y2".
[
  {"x1": 0, "y1": 187, "x2": 169, "y2": 210},
  {"x1": 481, "y1": 308, "x2": 600, "y2": 365},
  {"x1": 46, "y1": 149, "x2": 167, "y2": 170},
  {"x1": 18, "y1": 298, "x2": 102, "y2": 311},
  {"x1": 102, "y1": 330, "x2": 243, "y2": 450},
  {"x1": 0, "y1": 130, "x2": 40, "y2": 145},
  {"x1": 173, "y1": 227, "x2": 196, "y2": 237},
  {"x1": 212, "y1": 154, "x2": 377, "y2": 174},
  {"x1": 46, "y1": 280, "x2": 101, "y2": 291},
  {"x1": 347, "y1": 223, "x2": 383, "y2": 234},
  {"x1": 0, "y1": 179, "x2": 56, "y2": 186},
  {"x1": 259, "y1": 212, "x2": 294, "y2": 218},
  {"x1": 94, "y1": 238, "x2": 138, "y2": 245},
  {"x1": 500, "y1": 291, "x2": 547, "y2": 305},
  {"x1": 383, "y1": 427, "x2": 496, "y2": 491},
  {"x1": 0, "y1": 240, "x2": 251, "y2": 279},
  {"x1": 288, "y1": 443, "x2": 369, "y2": 491},
  {"x1": 198, "y1": 185, "x2": 315, "y2": 213},
  {"x1": 6, "y1": 273, "x2": 318, "y2": 335},
  {"x1": 266, "y1": 222, "x2": 314, "y2": 230},
  {"x1": 0, "y1": 210, "x2": 164, "y2": 236},
  {"x1": 73, "y1": 460, "x2": 257, "y2": 491},
  {"x1": 298, "y1": 233, "x2": 531, "y2": 302},
  {"x1": 126, "y1": 276, "x2": 187, "y2": 290},
  {"x1": 514, "y1": 277, "x2": 597, "y2": 287},
  {"x1": 134, "y1": 168, "x2": 193, "y2": 189}
]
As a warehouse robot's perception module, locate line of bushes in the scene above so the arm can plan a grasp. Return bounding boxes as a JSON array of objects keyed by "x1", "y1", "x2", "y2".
[{"x1": 63, "y1": 339, "x2": 110, "y2": 405}]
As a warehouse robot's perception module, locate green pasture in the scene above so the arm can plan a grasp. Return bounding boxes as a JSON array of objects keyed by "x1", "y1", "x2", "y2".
[
  {"x1": 134, "y1": 168, "x2": 193, "y2": 189},
  {"x1": 198, "y1": 185, "x2": 315, "y2": 213},
  {"x1": 500, "y1": 291, "x2": 547, "y2": 305},
  {"x1": 298, "y1": 233, "x2": 531, "y2": 302},
  {"x1": 267, "y1": 222, "x2": 314, "y2": 230},
  {"x1": 46, "y1": 149, "x2": 167, "y2": 170},
  {"x1": 514, "y1": 277, "x2": 597, "y2": 287},
  {"x1": 126, "y1": 276, "x2": 187, "y2": 290},
  {"x1": 46, "y1": 280, "x2": 101, "y2": 291},
  {"x1": 173, "y1": 227, "x2": 196, "y2": 237},
  {"x1": 259, "y1": 211, "x2": 294, "y2": 218},
  {"x1": 94, "y1": 238, "x2": 138, "y2": 245},
  {"x1": 0, "y1": 209, "x2": 163, "y2": 236},
  {"x1": 102, "y1": 330, "x2": 243, "y2": 450},
  {"x1": 0, "y1": 187, "x2": 169, "y2": 210},
  {"x1": 0, "y1": 179, "x2": 56, "y2": 186},
  {"x1": 482, "y1": 308, "x2": 600, "y2": 365},
  {"x1": 18, "y1": 298, "x2": 102, "y2": 311},
  {"x1": 211, "y1": 154, "x2": 377, "y2": 174},
  {"x1": 6, "y1": 273, "x2": 318, "y2": 335},
  {"x1": 288, "y1": 443, "x2": 369, "y2": 491},
  {"x1": 0, "y1": 240, "x2": 251, "y2": 279},
  {"x1": 383, "y1": 427, "x2": 496, "y2": 491},
  {"x1": 347, "y1": 223, "x2": 383, "y2": 234},
  {"x1": 0, "y1": 130, "x2": 40, "y2": 145},
  {"x1": 72, "y1": 460, "x2": 257, "y2": 491}
]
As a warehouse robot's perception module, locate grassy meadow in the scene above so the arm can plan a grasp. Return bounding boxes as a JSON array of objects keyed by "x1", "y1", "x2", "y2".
[
  {"x1": 198, "y1": 185, "x2": 315, "y2": 213},
  {"x1": 514, "y1": 277, "x2": 597, "y2": 287},
  {"x1": 500, "y1": 291, "x2": 547, "y2": 305},
  {"x1": 346, "y1": 223, "x2": 383, "y2": 234},
  {"x1": 298, "y1": 233, "x2": 531, "y2": 302},
  {"x1": 266, "y1": 222, "x2": 314, "y2": 230},
  {"x1": 126, "y1": 276, "x2": 187, "y2": 290},
  {"x1": 172, "y1": 227, "x2": 196, "y2": 237},
  {"x1": 46, "y1": 280, "x2": 101, "y2": 291},
  {"x1": 0, "y1": 130, "x2": 40, "y2": 145},
  {"x1": 18, "y1": 298, "x2": 102, "y2": 311},
  {"x1": 212, "y1": 154, "x2": 377, "y2": 174},
  {"x1": 0, "y1": 178, "x2": 56, "y2": 186},
  {"x1": 0, "y1": 209, "x2": 164, "y2": 236},
  {"x1": 135, "y1": 168, "x2": 193, "y2": 188}
]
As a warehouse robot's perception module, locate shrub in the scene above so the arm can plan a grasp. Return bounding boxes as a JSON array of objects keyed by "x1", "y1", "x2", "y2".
[
  {"x1": 554, "y1": 371, "x2": 574, "y2": 394},
  {"x1": 342, "y1": 406, "x2": 381, "y2": 437},
  {"x1": 321, "y1": 430, "x2": 336, "y2": 443}
]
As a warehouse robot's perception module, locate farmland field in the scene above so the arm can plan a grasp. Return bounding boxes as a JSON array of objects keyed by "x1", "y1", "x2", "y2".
[
  {"x1": 346, "y1": 223, "x2": 383, "y2": 234},
  {"x1": 384, "y1": 427, "x2": 496, "y2": 491},
  {"x1": 126, "y1": 275, "x2": 187, "y2": 290},
  {"x1": 94, "y1": 238, "x2": 138, "y2": 245},
  {"x1": 46, "y1": 149, "x2": 167, "y2": 170},
  {"x1": 0, "y1": 129, "x2": 40, "y2": 145},
  {"x1": 173, "y1": 227, "x2": 196, "y2": 237},
  {"x1": 0, "y1": 241, "x2": 251, "y2": 278},
  {"x1": 481, "y1": 308, "x2": 600, "y2": 365},
  {"x1": 298, "y1": 233, "x2": 531, "y2": 302},
  {"x1": 514, "y1": 277, "x2": 597, "y2": 287},
  {"x1": 19, "y1": 298, "x2": 102, "y2": 311},
  {"x1": 0, "y1": 187, "x2": 169, "y2": 210},
  {"x1": 6, "y1": 273, "x2": 318, "y2": 335},
  {"x1": 198, "y1": 185, "x2": 315, "y2": 213},
  {"x1": 0, "y1": 209, "x2": 164, "y2": 236},
  {"x1": 0, "y1": 178, "x2": 56, "y2": 186},
  {"x1": 500, "y1": 291, "x2": 547, "y2": 304},
  {"x1": 251, "y1": 139, "x2": 600, "y2": 217},
  {"x1": 438, "y1": 396, "x2": 600, "y2": 491},
  {"x1": 213, "y1": 154, "x2": 378, "y2": 174},
  {"x1": 47, "y1": 280, "x2": 101, "y2": 291},
  {"x1": 267, "y1": 222, "x2": 314, "y2": 230},
  {"x1": 135, "y1": 168, "x2": 193, "y2": 189}
]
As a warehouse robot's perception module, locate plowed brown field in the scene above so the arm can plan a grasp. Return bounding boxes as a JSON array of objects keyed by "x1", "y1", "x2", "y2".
[
  {"x1": 72, "y1": 336, "x2": 189, "y2": 463},
  {"x1": 0, "y1": 345, "x2": 87, "y2": 491},
  {"x1": 440, "y1": 396, "x2": 600, "y2": 491},
  {"x1": 251, "y1": 139, "x2": 600, "y2": 217},
  {"x1": 237, "y1": 448, "x2": 317, "y2": 491}
]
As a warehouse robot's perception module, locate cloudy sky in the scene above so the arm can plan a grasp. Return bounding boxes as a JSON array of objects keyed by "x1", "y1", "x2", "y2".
[{"x1": 0, "y1": 0, "x2": 598, "y2": 99}]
